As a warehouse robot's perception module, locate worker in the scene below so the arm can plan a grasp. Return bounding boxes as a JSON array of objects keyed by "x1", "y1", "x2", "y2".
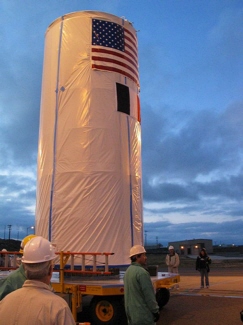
[
  {"x1": 165, "y1": 245, "x2": 180, "y2": 273},
  {"x1": 0, "y1": 236, "x2": 76, "y2": 325},
  {"x1": 196, "y1": 248, "x2": 211, "y2": 288},
  {"x1": 0, "y1": 248, "x2": 7, "y2": 267},
  {"x1": 0, "y1": 234, "x2": 36, "y2": 300},
  {"x1": 124, "y1": 244, "x2": 160, "y2": 325}
]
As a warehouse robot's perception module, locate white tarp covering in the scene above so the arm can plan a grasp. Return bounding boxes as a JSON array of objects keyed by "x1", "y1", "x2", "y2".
[{"x1": 35, "y1": 11, "x2": 143, "y2": 266}]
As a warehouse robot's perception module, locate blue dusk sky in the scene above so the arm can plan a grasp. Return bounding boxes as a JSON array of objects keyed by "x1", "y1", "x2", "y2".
[{"x1": 0, "y1": 1, "x2": 243, "y2": 246}]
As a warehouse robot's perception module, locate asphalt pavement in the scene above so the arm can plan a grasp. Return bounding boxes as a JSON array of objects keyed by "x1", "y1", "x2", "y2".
[
  {"x1": 159, "y1": 295, "x2": 243, "y2": 325},
  {"x1": 157, "y1": 272, "x2": 243, "y2": 325}
]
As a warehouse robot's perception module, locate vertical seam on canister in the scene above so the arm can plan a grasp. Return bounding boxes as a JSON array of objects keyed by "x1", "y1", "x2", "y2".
[{"x1": 48, "y1": 16, "x2": 64, "y2": 241}]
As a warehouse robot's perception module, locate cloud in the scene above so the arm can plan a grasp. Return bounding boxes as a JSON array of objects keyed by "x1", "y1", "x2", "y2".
[
  {"x1": 144, "y1": 219, "x2": 243, "y2": 246},
  {"x1": 0, "y1": 168, "x2": 36, "y2": 239},
  {"x1": 143, "y1": 101, "x2": 243, "y2": 180},
  {"x1": 142, "y1": 100, "x2": 243, "y2": 232},
  {"x1": 0, "y1": 44, "x2": 41, "y2": 167},
  {"x1": 208, "y1": 7, "x2": 243, "y2": 63}
]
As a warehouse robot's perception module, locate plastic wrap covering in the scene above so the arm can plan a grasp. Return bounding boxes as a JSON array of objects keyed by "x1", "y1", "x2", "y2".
[{"x1": 36, "y1": 11, "x2": 143, "y2": 266}]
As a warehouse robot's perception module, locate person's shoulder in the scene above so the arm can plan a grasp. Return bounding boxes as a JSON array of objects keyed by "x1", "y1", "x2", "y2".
[
  {"x1": 8, "y1": 267, "x2": 24, "y2": 278},
  {"x1": 0, "y1": 285, "x2": 24, "y2": 302},
  {"x1": 125, "y1": 263, "x2": 135, "y2": 271},
  {"x1": 52, "y1": 292, "x2": 68, "y2": 301},
  {"x1": 45, "y1": 289, "x2": 70, "y2": 305},
  {"x1": 137, "y1": 266, "x2": 150, "y2": 277}
]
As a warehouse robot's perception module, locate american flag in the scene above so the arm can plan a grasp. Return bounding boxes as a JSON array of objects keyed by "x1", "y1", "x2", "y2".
[{"x1": 91, "y1": 19, "x2": 139, "y2": 85}]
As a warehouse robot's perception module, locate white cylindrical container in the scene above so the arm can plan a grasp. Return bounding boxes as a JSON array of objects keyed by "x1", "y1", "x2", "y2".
[{"x1": 36, "y1": 11, "x2": 143, "y2": 266}]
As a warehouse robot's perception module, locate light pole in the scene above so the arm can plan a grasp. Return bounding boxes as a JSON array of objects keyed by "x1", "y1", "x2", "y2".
[
  {"x1": 145, "y1": 230, "x2": 148, "y2": 247},
  {"x1": 27, "y1": 226, "x2": 35, "y2": 236},
  {"x1": 16, "y1": 226, "x2": 20, "y2": 240},
  {"x1": 7, "y1": 225, "x2": 12, "y2": 240}
]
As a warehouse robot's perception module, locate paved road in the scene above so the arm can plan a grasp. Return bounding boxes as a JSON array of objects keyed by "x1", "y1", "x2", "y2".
[
  {"x1": 158, "y1": 295, "x2": 243, "y2": 325},
  {"x1": 156, "y1": 273, "x2": 243, "y2": 325}
]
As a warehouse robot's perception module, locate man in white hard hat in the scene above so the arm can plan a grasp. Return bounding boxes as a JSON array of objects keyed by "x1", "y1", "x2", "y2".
[
  {"x1": 124, "y1": 245, "x2": 160, "y2": 325},
  {"x1": 165, "y1": 245, "x2": 180, "y2": 273},
  {"x1": 0, "y1": 236, "x2": 76, "y2": 325},
  {"x1": 0, "y1": 248, "x2": 7, "y2": 267},
  {"x1": 0, "y1": 234, "x2": 36, "y2": 300}
]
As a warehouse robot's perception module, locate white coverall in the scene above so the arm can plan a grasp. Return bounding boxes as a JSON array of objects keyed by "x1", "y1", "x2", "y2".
[{"x1": 165, "y1": 253, "x2": 180, "y2": 273}]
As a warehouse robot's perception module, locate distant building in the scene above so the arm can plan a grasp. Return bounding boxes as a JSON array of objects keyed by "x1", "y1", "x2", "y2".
[{"x1": 168, "y1": 239, "x2": 213, "y2": 255}]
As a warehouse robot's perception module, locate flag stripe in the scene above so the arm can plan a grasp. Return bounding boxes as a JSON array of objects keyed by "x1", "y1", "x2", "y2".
[
  {"x1": 125, "y1": 41, "x2": 137, "y2": 59},
  {"x1": 92, "y1": 64, "x2": 138, "y2": 84},
  {"x1": 125, "y1": 27, "x2": 137, "y2": 43},
  {"x1": 92, "y1": 48, "x2": 138, "y2": 72},
  {"x1": 92, "y1": 55, "x2": 139, "y2": 80},
  {"x1": 125, "y1": 34, "x2": 138, "y2": 57},
  {"x1": 124, "y1": 48, "x2": 138, "y2": 67}
]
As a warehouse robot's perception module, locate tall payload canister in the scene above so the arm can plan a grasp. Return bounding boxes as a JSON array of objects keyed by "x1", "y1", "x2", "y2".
[{"x1": 35, "y1": 11, "x2": 142, "y2": 266}]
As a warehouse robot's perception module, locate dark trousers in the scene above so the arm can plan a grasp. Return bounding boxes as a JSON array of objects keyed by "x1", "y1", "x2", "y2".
[{"x1": 200, "y1": 268, "x2": 209, "y2": 287}]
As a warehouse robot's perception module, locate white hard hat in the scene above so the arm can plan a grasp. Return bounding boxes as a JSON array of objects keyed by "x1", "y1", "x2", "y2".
[
  {"x1": 1, "y1": 249, "x2": 7, "y2": 252},
  {"x1": 168, "y1": 246, "x2": 174, "y2": 250},
  {"x1": 129, "y1": 245, "x2": 146, "y2": 257},
  {"x1": 22, "y1": 236, "x2": 56, "y2": 264}
]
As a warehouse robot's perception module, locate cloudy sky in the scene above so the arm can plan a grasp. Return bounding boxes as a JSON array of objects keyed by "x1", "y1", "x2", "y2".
[{"x1": 0, "y1": 1, "x2": 243, "y2": 246}]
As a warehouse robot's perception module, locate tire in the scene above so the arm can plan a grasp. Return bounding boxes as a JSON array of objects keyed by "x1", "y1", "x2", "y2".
[
  {"x1": 90, "y1": 296, "x2": 127, "y2": 325},
  {"x1": 156, "y1": 288, "x2": 170, "y2": 310}
]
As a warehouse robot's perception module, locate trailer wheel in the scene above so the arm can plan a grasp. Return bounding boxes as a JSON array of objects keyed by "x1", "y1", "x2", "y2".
[
  {"x1": 90, "y1": 296, "x2": 126, "y2": 325},
  {"x1": 156, "y1": 288, "x2": 170, "y2": 310}
]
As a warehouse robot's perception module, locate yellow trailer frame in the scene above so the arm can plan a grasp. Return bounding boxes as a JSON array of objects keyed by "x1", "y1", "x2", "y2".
[
  {"x1": 0, "y1": 250, "x2": 180, "y2": 324},
  {"x1": 50, "y1": 251, "x2": 180, "y2": 323}
]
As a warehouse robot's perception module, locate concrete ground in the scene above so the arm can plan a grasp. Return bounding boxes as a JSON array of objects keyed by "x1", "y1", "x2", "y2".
[
  {"x1": 156, "y1": 269, "x2": 243, "y2": 325},
  {"x1": 159, "y1": 294, "x2": 243, "y2": 325},
  {"x1": 177, "y1": 272, "x2": 243, "y2": 298},
  {"x1": 177, "y1": 255, "x2": 243, "y2": 296}
]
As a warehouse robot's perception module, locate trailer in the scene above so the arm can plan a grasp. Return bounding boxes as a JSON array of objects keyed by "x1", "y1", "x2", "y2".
[
  {"x1": 51, "y1": 251, "x2": 180, "y2": 324},
  {"x1": 0, "y1": 250, "x2": 180, "y2": 325}
]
